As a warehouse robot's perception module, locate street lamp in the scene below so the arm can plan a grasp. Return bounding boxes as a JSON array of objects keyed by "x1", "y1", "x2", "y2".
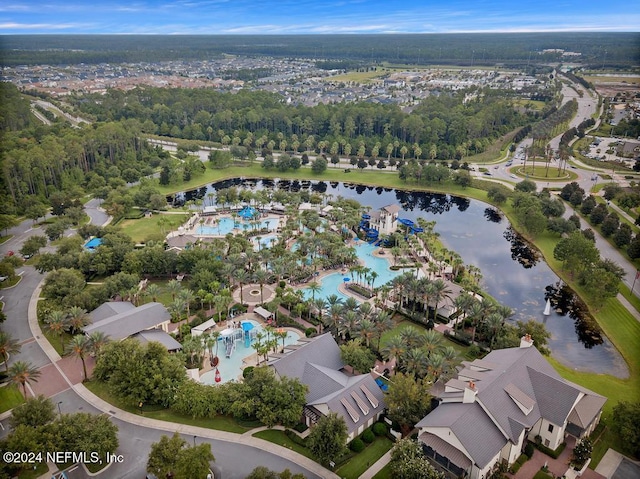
[
  {"x1": 193, "y1": 435, "x2": 197, "y2": 447},
  {"x1": 56, "y1": 401, "x2": 62, "y2": 416}
]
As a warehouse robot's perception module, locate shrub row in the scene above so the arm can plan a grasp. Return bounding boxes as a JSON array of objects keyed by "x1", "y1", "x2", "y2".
[
  {"x1": 509, "y1": 453, "x2": 530, "y2": 473},
  {"x1": 535, "y1": 441, "x2": 566, "y2": 459}
]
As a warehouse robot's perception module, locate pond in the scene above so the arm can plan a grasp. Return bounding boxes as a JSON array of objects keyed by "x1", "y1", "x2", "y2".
[{"x1": 170, "y1": 178, "x2": 628, "y2": 378}]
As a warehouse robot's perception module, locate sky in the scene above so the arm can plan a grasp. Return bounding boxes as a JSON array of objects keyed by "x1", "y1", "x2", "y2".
[{"x1": 0, "y1": 0, "x2": 639, "y2": 35}]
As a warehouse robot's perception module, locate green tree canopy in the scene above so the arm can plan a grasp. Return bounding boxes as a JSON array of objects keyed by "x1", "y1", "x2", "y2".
[{"x1": 307, "y1": 412, "x2": 348, "y2": 466}]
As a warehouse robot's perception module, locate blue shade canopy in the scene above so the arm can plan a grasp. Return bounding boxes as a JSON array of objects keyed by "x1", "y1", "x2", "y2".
[{"x1": 241, "y1": 321, "x2": 255, "y2": 331}]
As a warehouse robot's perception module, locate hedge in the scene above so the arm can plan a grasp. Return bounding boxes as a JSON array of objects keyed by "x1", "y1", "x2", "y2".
[{"x1": 535, "y1": 442, "x2": 566, "y2": 459}]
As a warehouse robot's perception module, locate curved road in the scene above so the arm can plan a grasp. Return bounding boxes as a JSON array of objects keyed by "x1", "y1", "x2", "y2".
[{"x1": 0, "y1": 202, "x2": 333, "y2": 479}]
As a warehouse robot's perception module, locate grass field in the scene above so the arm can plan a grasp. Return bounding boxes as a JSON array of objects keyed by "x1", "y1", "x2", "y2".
[
  {"x1": 336, "y1": 437, "x2": 393, "y2": 479},
  {"x1": 118, "y1": 212, "x2": 190, "y2": 243},
  {"x1": 252, "y1": 429, "x2": 315, "y2": 460},
  {"x1": 583, "y1": 75, "x2": 640, "y2": 84},
  {"x1": 0, "y1": 383, "x2": 25, "y2": 412},
  {"x1": 511, "y1": 164, "x2": 578, "y2": 181}
]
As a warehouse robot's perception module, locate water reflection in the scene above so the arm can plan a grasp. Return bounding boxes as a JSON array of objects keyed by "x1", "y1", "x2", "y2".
[
  {"x1": 545, "y1": 282, "x2": 603, "y2": 348},
  {"x1": 503, "y1": 227, "x2": 539, "y2": 269},
  {"x1": 484, "y1": 208, "x2": 502, "y2": 223},
  {"x1": 172, "y1": 177, "x2": 627, "y2": 377}
]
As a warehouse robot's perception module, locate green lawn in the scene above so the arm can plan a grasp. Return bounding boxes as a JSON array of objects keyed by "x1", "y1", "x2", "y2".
[
  {"x1": 118, "y1": 212, "x2": 190, "y2": 243},
  {"x1": 252, "y1": 429, "x2": 315, "y2": 460},
  {"x1": 0, "y1": 383, "x2": 25, "y2": 412},
  {"x1": 372, "y1": 463, "x2": 392, "y2": 479},
  {"x1": 0, "y1": 235, "x2": 13, "y2": 245},
  {"x1": 336, "y1": 437, "x2": 393, "y2": 479},
  {"x1": 511, "y1": 164, "x2": 578, "y2": 181}
]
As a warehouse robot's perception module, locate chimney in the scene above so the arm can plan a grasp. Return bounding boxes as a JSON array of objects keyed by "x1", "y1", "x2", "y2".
[
  {"x1": 462, "y1": 380, "x2": 477, "y2": 403},
  {"x1": 520, "y1": 334, "x2": 534, "y2": 348}
]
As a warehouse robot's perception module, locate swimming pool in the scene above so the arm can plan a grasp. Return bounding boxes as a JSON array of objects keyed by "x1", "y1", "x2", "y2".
[
  {"x1": 200, "y1": 320, "x2": 301, "y2": 384},
  {"x1": 198, "y1": 217, "x2": 277, "y2": 236},
  {"x1": 302, "y1": 242, "x2": 415, "y2": 302},
  {"x1": 252, "y1": 234, "x2": 278, "y2": 251}
]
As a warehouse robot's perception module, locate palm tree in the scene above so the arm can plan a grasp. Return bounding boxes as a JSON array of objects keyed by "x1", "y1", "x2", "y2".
[
  {"x1": 168, "y1": 298, "x2": 186, "y2": 322},
  {"x1": 9, "y1": 360, "x2": 40, "y2": 397},
  {"x1": 358, "y1": 318, "x2": 376, "y2": 348},
  {"x1": 422, "y1": 330, "x2": 442, "y2": 358},
  {"x1": 204, "y1": 293, "x2": 215, "y2": 312},
  {"x1": 146, "y1": 283, "x2": 161, "y2": 302},
  {"x1": 67, "y1": 306, "x2": 91, "y2": 334},
  {"x1": 178, "y1": 288, "x2": 195, "y2": 319},
  {"x1": 338, "y1": 310, "x2": 359, "y2": 340},
  {"x1": 307, "y1": 281, "x2": 321, "y2": 302},
  {"x1": 431, "y1": 279, "x2": 452, "y2": 320},
  {"x1": 486, "y1": 313, "x2": 505, "y2": 349},
  {"x1": 166, "y1": 279, "x2": 182, "y2": 301},
  {"x1": 312, "y1": 297, "x2": 328, "y2": 326},
  {"x1": 468, "y1": 301, "x2": 486, "y2": 344},
  {"x1": 372, "y1": 311, "x2": 394, "y2": 351},
  {"x1": 399, "y1": 326, "x2": 423, "y2": 349},
  {"x1": 426, "y1": 353, "x2": 445, "y2": 381},
  {"x1": 253, "y1": 269, "x2": 270, "y2": 304},
  {"x1": 66, "y1": 335, "x2": 90, "y2": 381},
  {"x1": 382, "y1": 335, "x2": 406, "y2": 371},
  {"x1": 45, "y1": 310, "x2": 69, "y2": 350},
  {"x1": 404, "y1": 348, "x2": 427, "y2": 377},
  {"x1": 0, "y1": 330, "x2": 21, "y2": 372},
  {"x1": 88, "y1": 331, "x2": 110, "y2": 356},
  {"x1": 234, "y1": 269, "x2": 250, "y2": 302}
]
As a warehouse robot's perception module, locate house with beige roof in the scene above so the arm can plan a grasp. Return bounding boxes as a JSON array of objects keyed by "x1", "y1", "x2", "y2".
[
  {"x1": 416, "y1": 335, "x2": 606, "y2": 479},
  {"x1": 268, "y1": 333, "x2": 385, "y2": 442}
]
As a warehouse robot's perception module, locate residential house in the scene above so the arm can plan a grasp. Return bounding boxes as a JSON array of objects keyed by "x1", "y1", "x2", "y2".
[
  {"x1": 416, "y1": 336, "x2": 606, "y2": 479},
  {"x1": 268, "y1": 333, "x2": 385, "y2": 442}
]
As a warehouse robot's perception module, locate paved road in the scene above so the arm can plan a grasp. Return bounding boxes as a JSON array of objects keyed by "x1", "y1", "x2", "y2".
[{"x1": 0, "y1": 202, "x2": 334, "y2": 479}]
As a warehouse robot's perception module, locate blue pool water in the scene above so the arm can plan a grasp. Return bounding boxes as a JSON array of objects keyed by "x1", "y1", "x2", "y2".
[
  {"x1": 200, "y1": 321, "x2": 301, "y2": 384},
  {"x1": 302, "y1": 242, "x2": 414, "y2": 302},
  {"x1": 199, "y1": 217, "x2": 276, "y2": 236},
  {"x1": 253, "y1": 234, "x2": 278, "y2": 251}
]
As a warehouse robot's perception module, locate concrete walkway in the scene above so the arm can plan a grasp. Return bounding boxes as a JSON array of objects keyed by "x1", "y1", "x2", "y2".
[{"x1": 360, "y1": 450, "x2": 392, "y2": 479}]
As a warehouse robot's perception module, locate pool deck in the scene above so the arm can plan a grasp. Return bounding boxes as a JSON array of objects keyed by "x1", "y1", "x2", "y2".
[
  {"x1": 186, "y1": 212, "x2": 286, "y2": 238},
  {"x1": 196, "y1": 310, "x2": 302, "y2": 382}
]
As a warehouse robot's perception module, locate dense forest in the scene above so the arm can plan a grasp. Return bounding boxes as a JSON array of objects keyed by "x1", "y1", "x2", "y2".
[
  {"x1": 1, "y1": 33, "x2": 638, "y2": 68},
  {"x1": 0, "y1": 77, "x2": 548, "y2": 214},
  {"x1": 71, "y1": 85, "x2": 538, "y2": 156}
]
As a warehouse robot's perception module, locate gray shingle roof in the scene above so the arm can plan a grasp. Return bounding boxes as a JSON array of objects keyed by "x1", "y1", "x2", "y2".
[
  {"x1": 417, "y1": 402, "x2": 507, "y2": 468},
  {"x1": 269, "y1": 333, "x2": 385, "y2": 436},
  {"x1": 84, "y1": 302, "x2": 171, "y2": 340},
  {"x1": 89, "y1": 301, "x2": 135, "y2": 323},
  {"x1": 419, "y1": 345, "x2": 606, "y2": 469},
  {"x1": 567, "y1": 394, "x2": 607, "y2": 428},
  {"x1": 270, "y1": 333, "x2": 344, "y2": 381},
  {"x1": 131, "y1": 329, "x2": 182, "y2": 351}
]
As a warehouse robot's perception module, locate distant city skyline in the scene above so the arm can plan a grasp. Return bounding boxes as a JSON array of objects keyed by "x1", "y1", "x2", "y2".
[{"x1": 1, "y1": 0, "x2": 639, "y2": 35}]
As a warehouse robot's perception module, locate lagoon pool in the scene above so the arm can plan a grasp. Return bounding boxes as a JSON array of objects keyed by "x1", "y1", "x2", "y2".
[
  {"x1": 200, "y1": 321, "x2": 300, "y2": 384},
  {"x1": 198, "y1": 217, "x2": 277, "y2": 236},
  {"x1": 302, "y1": 241, "x2": 416, "y2": 302}
]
